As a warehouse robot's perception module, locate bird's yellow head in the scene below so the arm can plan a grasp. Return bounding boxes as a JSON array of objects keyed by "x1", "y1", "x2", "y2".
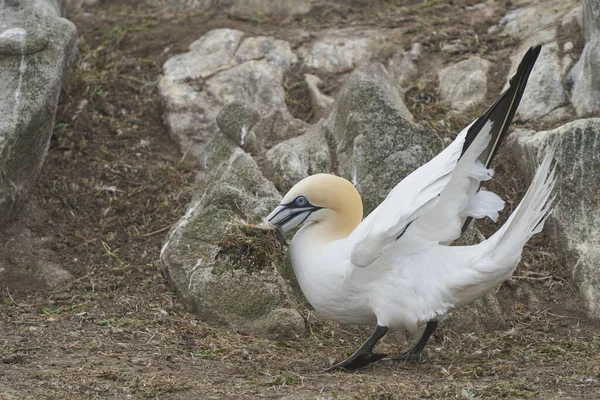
[{"x1": 267, "y1": 174, "x2": 363, "y2": 240}]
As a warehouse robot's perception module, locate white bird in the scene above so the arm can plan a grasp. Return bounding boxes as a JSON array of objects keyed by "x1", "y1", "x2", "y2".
[{"x1": 267, "y1": 46, "x2": 555, "y2": 371}]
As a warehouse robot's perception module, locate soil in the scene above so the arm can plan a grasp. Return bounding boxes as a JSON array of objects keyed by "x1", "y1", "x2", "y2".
[{"x1": 1, "y1": 0, "x2": 599, "y2": 399}]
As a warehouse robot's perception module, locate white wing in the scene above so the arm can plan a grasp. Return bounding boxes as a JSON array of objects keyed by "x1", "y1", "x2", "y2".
[
  {"x1": 348, "y1": 45, "x2": 542, "y2": 269},
  {"x1": 348, "y1": 122, "x2": 494, "y2": 268},
  {"x1": 410, "y1": 121, "x2": 503, "y2": 244},
  {"x1": 348, "y1": 126, "x2": 469, "y2": 268}
]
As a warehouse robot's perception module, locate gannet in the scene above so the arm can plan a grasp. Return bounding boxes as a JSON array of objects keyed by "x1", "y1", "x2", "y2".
[{"x1": 267, "y1": 46, "x2": 554, "y2": 371}]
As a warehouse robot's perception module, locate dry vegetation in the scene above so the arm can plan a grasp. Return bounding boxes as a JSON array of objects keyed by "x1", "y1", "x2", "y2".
[{"x1": 1, "y1": 0, "x2": 599, "y2": 399}]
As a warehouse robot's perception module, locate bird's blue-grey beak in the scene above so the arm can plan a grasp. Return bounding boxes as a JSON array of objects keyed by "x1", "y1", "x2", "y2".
[{"x1": 267, "y1": 204, "x2": 321, "y2": 233}]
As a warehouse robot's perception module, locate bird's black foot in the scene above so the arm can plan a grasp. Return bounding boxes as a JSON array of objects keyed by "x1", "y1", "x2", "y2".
[
  {"x1": 324, "y1": 351, "x2": 388, "y2": 372},
  {"x1": 322, "y1": 325, "x2": 389, "y2": 372},
  {"x1": 385, "y1": 320, "x2": 439, "y2": 364},
  {"x1": 386, "y1": 347, "x2": 423, "y2": 363}
]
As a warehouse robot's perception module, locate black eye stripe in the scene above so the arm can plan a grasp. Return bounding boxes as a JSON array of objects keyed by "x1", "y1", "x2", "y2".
[{"x1": 281, "y1": 196, "x2": 313, "y2": 208}]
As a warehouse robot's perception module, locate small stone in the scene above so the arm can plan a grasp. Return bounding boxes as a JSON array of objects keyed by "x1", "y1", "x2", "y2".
[
  {"x1": 304, "y1": 74, "x2": 334, "y2": 120},
  {"x1": 39, "y1": 262, "x2": 72, "y2": 289},
  {"x1": 158, "y1": 309, "x2": 169, "y2": 317},
  {"x1": 408, "y1": 43, "x2": 422, "y2": 61},
  {"x1": 465, "y1": 3, "x2": 486, "y2": 11},
  {"x1": 441, "y1": 39, "x2": 467, "y2": 55},
  {"x1": 563, "y1": 41, "x2": 574, "y2": 52},
  {"x1": 248, "y1": 308, "x2": 305, "y2": 339}
]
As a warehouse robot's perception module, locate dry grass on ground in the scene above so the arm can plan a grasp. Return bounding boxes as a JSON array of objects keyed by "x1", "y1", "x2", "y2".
[{"x1": 1, "y1": 1, "x2": 599, "y2": 399}]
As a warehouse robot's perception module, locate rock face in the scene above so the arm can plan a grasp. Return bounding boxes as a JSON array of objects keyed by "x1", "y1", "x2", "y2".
[
  {"x1": 266, "y1": 63, "x2": 437, "y2": 211},
  {"x1": 159, "y1": 128, "x2": 299, "y2": 337},
  {"x1": 438, "y1": 57, "x2": 491, "y2": 112},
  {"x1": 325, "y1": 64, "x2": 436, "y2": 213},
  {"x1": 0, "y1": 0, "x2": 77, "y2": 224},
  {"x1": 570, "y1": 0, "x2": 600, "y2": 117},
  {"x1": 492, "y1": 0, "x2": 592, "y2": 122},
  {"x1": 507, "y1": 119, "x2": 600, "y2": 318},
  {"x1": 494, "y1": 0, "x2": 576, "y2": 39},
  {"x1": 159, "y1": 29, "x2": 297, "y2": 158},
  {"x1": 161, "y1": 62, "x2": 444, "y2": 335}
]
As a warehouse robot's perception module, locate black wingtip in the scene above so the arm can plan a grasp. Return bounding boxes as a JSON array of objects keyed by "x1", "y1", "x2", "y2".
[
  {"x1": 459, "y1": 44, "x2": 542, "y2": 164},
  {"x1": 459, "y1": 44, "x2": 542, "y2": 235}
]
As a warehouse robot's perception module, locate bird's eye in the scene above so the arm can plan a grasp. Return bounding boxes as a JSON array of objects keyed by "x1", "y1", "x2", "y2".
[{"x1": 294, "y1": 196, "x2": 308, "y2": 207}]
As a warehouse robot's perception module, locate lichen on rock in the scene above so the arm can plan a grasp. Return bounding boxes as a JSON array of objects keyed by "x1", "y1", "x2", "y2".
[
  {"x1": 507, "y1": 118, "x2": 600, "y2": 318},
  {"x1": 160, "y1": 128, "x2": 304, "y2": 336},
  {"x1": 0, "y1": 0, "x2": 78, "y2": 224}
]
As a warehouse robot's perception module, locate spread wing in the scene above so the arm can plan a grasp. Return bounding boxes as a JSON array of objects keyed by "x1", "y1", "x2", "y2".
[{"x1": 348, "y1": 45, "x2": 542, "y2": 268}]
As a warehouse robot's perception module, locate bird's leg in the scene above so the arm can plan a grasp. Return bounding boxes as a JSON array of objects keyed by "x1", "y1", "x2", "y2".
[
  {"x1": 388, "y1": 320, "x2": 438, "y2": 363},
  {"x1": 323, "y1": 325, "x2": 389, "y2": 372}
]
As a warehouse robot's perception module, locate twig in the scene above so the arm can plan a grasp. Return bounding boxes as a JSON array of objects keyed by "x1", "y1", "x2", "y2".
[
  {"x1": 53, "y1": 271, "x2": 94, "y2": 293},
  {"x1": 6, "y1": 288, "x2": 16, "y2": 305},
  {"x1": 140, "y1": 225, "x2": 172, "y2": 237},
  {"x1": 512, "y1": 275, "x2": 554, "y2": 281}
]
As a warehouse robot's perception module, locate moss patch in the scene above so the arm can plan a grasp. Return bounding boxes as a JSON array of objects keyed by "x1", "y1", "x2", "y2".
[{"x1": 214, "y1": 223, "x2": 287, "y2": 276}]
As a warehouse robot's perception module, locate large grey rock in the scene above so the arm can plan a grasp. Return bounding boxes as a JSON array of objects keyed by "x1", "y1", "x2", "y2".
[
  {"x1": 438, "y1": 57, "x2": 491, "y2": 112},
  {"x1": 507, "y1": 118, "x2": 600, "y2": 318},
  {"x1": 494, "y1": 0, "x2": 589, "y2": 121},
  {"x1": 227, "y1": 106, "x2": 306, "y2": 157},
  {"x1": 267, "y1": 63, "x2": 437, "y2": 213},
  {"x1": 265, "y1": 122, "x2": 331, "y2": 192},
  {"x1": 507, "y1": 39, "x2": 570, "y2": 121},
  {"x1": 159, "y1": 29, "x2": 297, "y2": 158},
  {"x1": 160, "y1": 126, "x2": 303, "y2": 336},
  {"x1": 298, "y1": 28, "x2": 401, "y2": 74},
  {"x1": 327, "y1": 64, "x2": 436, "y2": 214},
  {"x1": 581, "y1": 0, "x2": 600, "y2": 42},
  {"x1": 570, "y1": 0, "x2": 600, "y2": 117},
  {"x1": 493, "y1": 0, "x2": 579, "y2": 39},
  {"x1": 0, "y1": 0, "x2": 77, "y2": 224}
]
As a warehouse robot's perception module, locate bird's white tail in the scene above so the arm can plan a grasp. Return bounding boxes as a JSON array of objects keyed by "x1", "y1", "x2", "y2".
[
  {"x1": 489, "y1": 148, "x2": 556, "y2": 251},
  {"x1": 447, "y1": 148, "x2": 556, "y2": 310}
]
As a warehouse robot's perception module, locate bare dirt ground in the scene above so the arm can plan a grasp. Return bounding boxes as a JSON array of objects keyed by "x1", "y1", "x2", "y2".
[{"x1": 1, "y1": 0, "x2": 599, "y2": 399}]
